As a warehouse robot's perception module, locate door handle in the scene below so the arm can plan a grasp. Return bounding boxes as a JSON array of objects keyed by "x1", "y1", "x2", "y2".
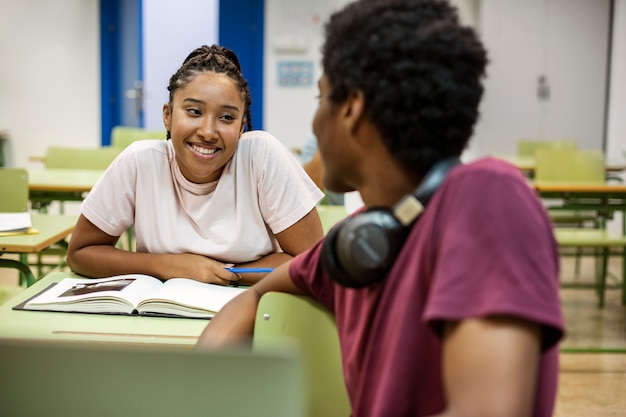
[
  {"x1": 125, "y1": 80, "x2": 144, "y2": 119},
  {"x1": 537, "y1": 75, "x2": 550, "y2": 101}
]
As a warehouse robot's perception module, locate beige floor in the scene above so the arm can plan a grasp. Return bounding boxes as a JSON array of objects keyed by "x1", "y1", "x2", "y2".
[
  {"x1": 556, "y1": 254, "x2": 626, "y2": 417},
  {"x1": 556, "y1": 354, "x2": 626, "y2": 417},
  {"x1": 0, "y1": 252, "x2": 625, "y2": 415}
]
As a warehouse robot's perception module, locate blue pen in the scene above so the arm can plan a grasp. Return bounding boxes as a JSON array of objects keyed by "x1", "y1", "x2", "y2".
[{"x1": 226, "y1": 267, "x2": 275, "y2": 273}]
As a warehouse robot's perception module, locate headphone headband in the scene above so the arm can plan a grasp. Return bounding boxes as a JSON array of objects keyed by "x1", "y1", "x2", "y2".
[
  {"x1": 414, "y1": 157, "x2": 462, "y2": 205},
  {"x1": 392, "y1": 157, "x2": 461, "y2": 226}
]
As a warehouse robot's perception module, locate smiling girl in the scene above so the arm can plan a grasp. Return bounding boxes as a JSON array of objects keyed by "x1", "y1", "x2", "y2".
[{"x1": 66, "y1": 45, "x2": 324, "y2": 286}]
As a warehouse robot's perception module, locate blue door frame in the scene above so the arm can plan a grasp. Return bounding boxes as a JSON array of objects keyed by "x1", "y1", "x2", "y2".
[
  {"x1": 100, "y1": 0, "x2": 264, "y2": 145},
  {"x1": 99, "y1": 0, "x2": 143, "y2": 146},
  {"x1": 219, "y1": 0, "x2": 265, "y2": 132}
]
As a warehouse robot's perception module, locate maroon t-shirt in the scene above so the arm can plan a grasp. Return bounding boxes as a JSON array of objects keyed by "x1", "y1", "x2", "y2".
[{"x1": 290, "y1": 157, "x2": 564, "y2": 417}]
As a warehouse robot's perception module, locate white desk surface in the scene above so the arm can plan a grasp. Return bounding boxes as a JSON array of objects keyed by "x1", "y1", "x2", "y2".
[{"x1": 0, "y1": 271, "x2": 208, "y2": 347}]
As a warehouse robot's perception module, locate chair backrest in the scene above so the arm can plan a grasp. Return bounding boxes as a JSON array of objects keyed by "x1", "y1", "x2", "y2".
[
  {"x1": 253, "y1": 292, "x2": 351, "y2": 417},
  {"x1": 534, "y1": 148, "x2": 606, "y2": 183},
  {"x1": 316, "y1": 204, "x2": 349, "y2": 235},
  {"x1": 516, "y1": 139, "x2": 578, "y2": 157},
  {"x1": 111, "y1": 126, "x2": 167, "y2": 149},
  {"x1": 45, "y1": 146, "x2": 122, "y2": 170},
  {"x1": 0, "y1": 339, "x2": 305, "y2": 417},
  {"x1": 0, "y1": 168, "x2": 28, "y2": 212}
]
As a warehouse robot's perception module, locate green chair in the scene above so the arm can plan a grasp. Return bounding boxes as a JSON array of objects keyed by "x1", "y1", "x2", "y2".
[
  {"x1": 535, "y1": 148, "x2": 604, "y2": 228},
  {"x1": 111, "y1": 126, "x2": 167, "y2": 149},
  {"x1": 46, "y1": 145, "x2": 135, "y2": 250},
  {"x1": 316, "y1": 204, "x2": 349, "y2": 235},
  {"x1": 1, "y1": 168, "x2": 29, "y2": 212},
  {"x1": 554, "y1": 228, "x2": 626, "y2": 308},
  {"x1": 45, "y1": 146, "x2": 122, "y2": 170},
  {"x1": 109, "y1": 126, "x2": 165, "y2": 251},
  {"x1": 536, "y1": 148, "x2": 625, "y2": 306},
  {"x1": 253, "y1": 292, "x2": 351, "y2": 417},
  {"x1": 516, "y1": 139, "x2": 578, "y2": 158},
  {"x1": 42, "y1": 145, "x2": 121, "y2": 217},
  {"x1": 0, "y1": 168, "x2": 36, "y2": 287},
  {"x1": 40, "y1": 146, "x2": 123, "y2": 273},
  {"x1": 514, "y1": 139, "x2": 578, "y2": 181},
  {"x1": 534, "y1": 148, "x2": 605, "y2": 183}
]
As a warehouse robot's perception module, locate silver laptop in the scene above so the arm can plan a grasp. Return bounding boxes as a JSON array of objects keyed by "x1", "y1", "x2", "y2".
[{"x1": 0, "y1": 339, "x2": 304, "y2": 417}]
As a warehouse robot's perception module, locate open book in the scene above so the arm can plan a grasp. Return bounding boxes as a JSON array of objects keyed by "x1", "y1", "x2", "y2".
[{"x1": 18, "y1": 275, "x2": 246, "y2": 319}]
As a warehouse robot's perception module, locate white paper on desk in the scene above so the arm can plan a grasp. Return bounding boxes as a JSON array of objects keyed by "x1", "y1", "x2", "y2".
[{"x1": 0, "y1": 212, "x2": 32, "y2": 233}]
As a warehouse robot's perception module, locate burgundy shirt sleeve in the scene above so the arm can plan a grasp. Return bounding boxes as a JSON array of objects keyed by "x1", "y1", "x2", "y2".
[
  {"x1": 288, "y1": 239, "x2": 338, "y2": 312},
  {"x1": 423, "y1": 162, "x2": 564, "y2": 350}
]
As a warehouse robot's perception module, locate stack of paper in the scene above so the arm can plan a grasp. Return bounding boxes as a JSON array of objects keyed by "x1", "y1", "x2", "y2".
[{"x1": 0, "y1": 212, "x2": 32, "y2": 234}]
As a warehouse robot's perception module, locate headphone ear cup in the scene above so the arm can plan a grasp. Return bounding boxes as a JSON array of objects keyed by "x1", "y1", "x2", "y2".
[
  {"x1": 321, "y1": 221, "x2": 357, "y2": 287},
  {"x1": 320, "y1": 158, "x2": 461, "y2": 288},
  {"x1": 322, "y1": 210, "x2": 407, "y2": 288}
]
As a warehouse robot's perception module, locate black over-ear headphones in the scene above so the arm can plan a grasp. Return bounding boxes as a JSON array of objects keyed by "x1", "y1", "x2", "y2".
[{"x1": 321, "y1": 157, "x2": 461, "y2": 288}]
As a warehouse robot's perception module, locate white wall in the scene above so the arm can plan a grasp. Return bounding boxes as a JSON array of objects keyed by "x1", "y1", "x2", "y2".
[
  {"x1": 263, "y1": 0, "x2": 625, "y2": 164},
  {"x1": 1, "y1": 0, "x2": 624, "y2": 169},
  {"x1": 262, "y1": 0, "x2": 495, "y2": 154},
  {"x1": 0, "y1": 0, "x2": 100, "y2": 169},
  {"x1": 0, "y1": 0, "x2": 217, "y2": 170},
  {"x1": 263, "y1": 0, "x2": 349, "y2": 153}
]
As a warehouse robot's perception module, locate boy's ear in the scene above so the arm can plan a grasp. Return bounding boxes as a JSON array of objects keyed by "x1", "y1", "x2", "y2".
[{"x1": 341, "y1": 90, "x2": 366, "y2": 134}]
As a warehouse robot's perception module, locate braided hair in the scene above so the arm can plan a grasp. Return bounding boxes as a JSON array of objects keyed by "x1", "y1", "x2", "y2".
[{"x1": 166, "y1": 45, "x2": 253, "y2": 138}]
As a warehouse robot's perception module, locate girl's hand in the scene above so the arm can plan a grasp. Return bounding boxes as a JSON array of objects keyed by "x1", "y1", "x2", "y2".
[{"x1": 158, "y1": 253, "x2": 240, "y2": 285}]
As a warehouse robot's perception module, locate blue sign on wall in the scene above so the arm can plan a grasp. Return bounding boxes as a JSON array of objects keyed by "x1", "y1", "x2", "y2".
[{"x1": 278, "y1": 61, "x2": 314, "y2": 87}]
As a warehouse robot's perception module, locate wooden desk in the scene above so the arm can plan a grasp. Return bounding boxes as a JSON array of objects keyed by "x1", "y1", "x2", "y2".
[
  {"x1": 498, "y1": 156, "x2": 626, "y2": 174},
  {"x1": 533, "y1": 182, "x2": 626, "y2": 208},
  {"x1": 533, "y1": 182, "x2": 626, "y2": 308},
  {"x1": 533, "y1": 182, "x2": 626, "y2": 231},
  {"x1": 28, "y1": 168, "x2": 104, "y2": 212},
  {"x1": 0, "y1": 214, "x2": 78, "y2": 286},
  {"x1": 0, "y1": 271, "x2": 207, "y2": 347},
  {"x1": 0, "y1": 214, "x2": 77, "y2": 253}
]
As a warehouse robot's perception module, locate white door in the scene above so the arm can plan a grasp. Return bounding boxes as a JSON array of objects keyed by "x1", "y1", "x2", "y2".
[
  {"x1": 542, "y1": 0, "x2": 610, "y2": 148},
  {"x1": 472, "y1": 0, "x2": 611, "y2": 156}
]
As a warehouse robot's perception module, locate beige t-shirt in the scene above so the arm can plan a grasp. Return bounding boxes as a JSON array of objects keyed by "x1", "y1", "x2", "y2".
[{"x1": 81, "y1": 131, "x2": 323, "y2": 263}]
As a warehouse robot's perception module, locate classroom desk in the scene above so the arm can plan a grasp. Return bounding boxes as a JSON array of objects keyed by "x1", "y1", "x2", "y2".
[
  {"x1": 0, "y1": 271, "x2": 208, "y2": 347},
  {"x1": 533, "y1": 182, "x2": 626, "y2": 236},
  {"x1": 0, "y1": 214, "x2": 78, "y2": 286},
  {"x1": 28, "y1": 168, "x2": 104, "y2": 212},
  {"x1": 499, "y1": 155, "x2": 626, "y2": 175}
]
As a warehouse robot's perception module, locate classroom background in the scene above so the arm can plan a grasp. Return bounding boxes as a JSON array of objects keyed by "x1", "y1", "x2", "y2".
[
  {"x1": 1, "y1": 0, "x2": 624, "y2": 170},
  {"x1": 2, "y1": 2, "x2": 626, "y2": 415}
]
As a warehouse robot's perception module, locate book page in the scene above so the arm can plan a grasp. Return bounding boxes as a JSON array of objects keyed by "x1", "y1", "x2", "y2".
[
  {"x1": 24, "y1": 275, "x2": 164, "y2": 314},
  {"x1": 136, "y1": 278, "x2": 246, "y2": 318}
]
